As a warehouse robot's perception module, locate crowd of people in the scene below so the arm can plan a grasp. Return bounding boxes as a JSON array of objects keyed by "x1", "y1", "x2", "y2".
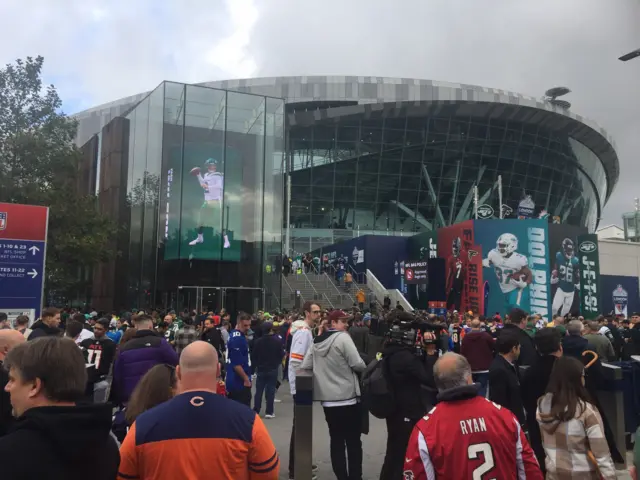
[{"x1": 0, "y1": 303, "x2": 638, "y2": 479}]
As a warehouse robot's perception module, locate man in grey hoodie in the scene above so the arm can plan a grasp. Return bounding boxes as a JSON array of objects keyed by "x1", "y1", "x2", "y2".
[{"x1": 301, "y1": 309, "x2": 366, "y2": 480}]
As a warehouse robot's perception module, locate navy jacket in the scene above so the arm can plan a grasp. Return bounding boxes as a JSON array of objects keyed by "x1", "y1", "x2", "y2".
[
  {"x1": 113, "y1": 330, "x2": 178, "y2": 403},
  {"x1": 251, "y1": 334, "x2": 284, "y2": 373}
]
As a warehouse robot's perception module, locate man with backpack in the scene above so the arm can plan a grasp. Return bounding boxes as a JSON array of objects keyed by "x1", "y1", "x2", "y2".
[{"x1": 373, "y1": 314, "x2": 438, "y2": 480}]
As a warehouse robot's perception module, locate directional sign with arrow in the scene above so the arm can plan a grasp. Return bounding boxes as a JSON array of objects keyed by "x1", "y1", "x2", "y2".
[{"x1": 0, "y1": 203, "x2": 49, "y2": 322}]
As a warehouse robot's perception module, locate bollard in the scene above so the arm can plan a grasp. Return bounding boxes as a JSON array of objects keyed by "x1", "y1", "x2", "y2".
[
  {"x1": 294, "y1": 370, "x2": 314, "y2": 480},
  {"x1": 596, "y1": 363, "x2": 626, "y2": 468}
]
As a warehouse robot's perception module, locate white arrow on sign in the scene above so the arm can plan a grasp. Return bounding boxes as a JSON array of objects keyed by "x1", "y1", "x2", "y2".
[
  {"x1": 27, "y1": 269, "x2": 38, "y2": 279},
  {"x1": 29, "y1": 246, "x2": 40, "y2": 255}
]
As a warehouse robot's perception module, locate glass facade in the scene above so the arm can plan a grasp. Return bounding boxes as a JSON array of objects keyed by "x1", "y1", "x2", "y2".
[
  {"x1": 122, "y1": 82, "x2": 284, "y2": 311},
  {"x1": 288, "y1": 112, "x2": 604, "y2": 254}
]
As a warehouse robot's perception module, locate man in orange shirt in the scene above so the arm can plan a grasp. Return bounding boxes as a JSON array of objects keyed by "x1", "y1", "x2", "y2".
[{"x1": 118, "y1": 341, "x2": 279, "y2": 480}]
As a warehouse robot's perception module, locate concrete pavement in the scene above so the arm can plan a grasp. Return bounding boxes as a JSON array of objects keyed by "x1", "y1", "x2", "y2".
[
  {"x1": 258, "y1": 386, "x2": 387, "y2": 480},
  {"x1": 257, "y1": 385, "x2": 634, "y2": 480}
]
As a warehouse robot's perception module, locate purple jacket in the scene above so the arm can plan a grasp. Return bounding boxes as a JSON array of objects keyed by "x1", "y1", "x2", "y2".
[{"x1": 113, "y1": 329, "x2": 178, "y2": 403}]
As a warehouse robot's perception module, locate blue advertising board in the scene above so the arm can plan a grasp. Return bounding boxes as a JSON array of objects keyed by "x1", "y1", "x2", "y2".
[
  {"x1": 474, "y1": 219, "x2": 552, "y2": 321},
  {"x1": 0, "y1": 203, "x2": 49, "y2": 322}
]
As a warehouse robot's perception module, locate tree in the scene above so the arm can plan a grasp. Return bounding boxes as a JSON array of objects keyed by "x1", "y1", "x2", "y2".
[{"x1": 0, "y1": 56, "x2": 116, "y2": 300}]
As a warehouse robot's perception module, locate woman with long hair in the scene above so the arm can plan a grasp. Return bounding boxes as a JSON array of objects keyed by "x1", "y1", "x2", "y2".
[
  {"x1": 536, "y1": 356, "x2": 615, "y2": 479},
  {"x1": 125, "y1": 364, "x2": 177, "y2": 425}
]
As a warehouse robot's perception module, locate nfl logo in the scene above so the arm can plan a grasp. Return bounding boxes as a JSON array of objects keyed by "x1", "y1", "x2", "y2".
[{"x1": 0, "y1": 212, "x2": 6, "y2": 231}]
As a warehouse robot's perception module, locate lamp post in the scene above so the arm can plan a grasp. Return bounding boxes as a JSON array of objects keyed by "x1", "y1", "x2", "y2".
[{"x1": 619, "y1": 48, "x2": 640, "y2": 62}]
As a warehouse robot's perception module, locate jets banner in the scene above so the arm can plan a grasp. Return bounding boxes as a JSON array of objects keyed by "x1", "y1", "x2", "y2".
[{"x1": 577, "y1": 234, "x2": 600, "y2": 319}]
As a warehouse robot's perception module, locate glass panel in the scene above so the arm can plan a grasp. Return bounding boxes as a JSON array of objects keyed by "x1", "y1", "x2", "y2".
[
  {"x1": 162, "y1": 83, "x2": 185, "y2": 261},
  {"x1": 139, "y1": 86, "x2": 164, "y2": 309},
  {"x1": 223, "y1": 91, "x2": 266, "y2": 274},
  {"x1": 126, "y1": 95, "x2": 150, "y2": 307}
]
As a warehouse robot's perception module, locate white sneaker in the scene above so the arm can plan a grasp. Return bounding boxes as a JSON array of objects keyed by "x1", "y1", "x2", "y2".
[
  {"x1": 274, "y1": 398, "x2": 282, "y2": 403},
  {"x1": 189, "y1": 234, "x2": 204, "y2": 246},
  {"x1": 264, "y1": 414, "x2": 276, "y2": 419}
]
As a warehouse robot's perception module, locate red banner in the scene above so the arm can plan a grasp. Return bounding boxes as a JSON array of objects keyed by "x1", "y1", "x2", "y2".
[{"x1": 0, "y1": 203, "x2": 49, "y2": 242}]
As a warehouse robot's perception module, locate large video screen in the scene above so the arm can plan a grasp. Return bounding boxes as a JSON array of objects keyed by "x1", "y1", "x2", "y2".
[{"x1": 163, "y1": 142, "x2": 242, "y2": 261}]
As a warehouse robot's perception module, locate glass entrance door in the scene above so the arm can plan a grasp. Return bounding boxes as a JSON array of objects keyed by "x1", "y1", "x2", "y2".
[{"x1": 177, "y1": 286, "x2": 263, "y2": 314}]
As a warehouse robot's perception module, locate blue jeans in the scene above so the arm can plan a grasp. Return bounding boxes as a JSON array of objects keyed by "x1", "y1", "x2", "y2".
[
  {"x1": 253, "y1": 368, "x2": 278, "y2": 415},
  {"x1": 472, "y1": 372, "x2": 489, "y2": 398}
]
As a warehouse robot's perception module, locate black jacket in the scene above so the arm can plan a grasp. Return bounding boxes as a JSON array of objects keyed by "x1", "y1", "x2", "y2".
[
  {"x1": 201, "y1": 327, "x2": 225, "y2": 357},
  {"x1": 28, "y1": 322, "x2": 61, "y2": 340},
  {"x1": 488, "y1": 354, "x2": 525, "y2": 425},
  {"x1": 349, "y1": 325, "x2": 370, "y2": 355},
  {"x1": 521, "y1": 354, "x2": 557, "y2": 468},
  {"x1": 500, "y1": 324, "x2": 538, "y2": 367},
  {"x1": 382, "y1": 343, "x2": 437, "y2": 421},
  {"x1": 0, "y1": 366, "x2": 12, "y2": 437},
  {"x1": 251, "y1": 333, "x2": 284, "y2": 373},
  {"x1": 0, "y1": 404, "x2": 119, "y2": 480},
  {"x1": 562, "y1": 334, "x2": 592, "y2": 360}
]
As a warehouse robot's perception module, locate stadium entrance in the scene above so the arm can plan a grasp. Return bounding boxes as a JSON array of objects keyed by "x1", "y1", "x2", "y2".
[{"x1": 176, "y1": 286, "x2": 265, "y2": 314}]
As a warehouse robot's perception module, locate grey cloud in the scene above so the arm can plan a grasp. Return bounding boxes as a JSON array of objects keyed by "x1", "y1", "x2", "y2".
[{"x1": 0, "y1": 0, "x2": 638, "y2": 226}]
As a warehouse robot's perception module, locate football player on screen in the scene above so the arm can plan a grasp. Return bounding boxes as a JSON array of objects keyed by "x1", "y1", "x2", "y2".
[
  {"x1": 446, "y1": 237, "x2": 467, "y2": 311},
  {"x1": 188, "y1": 158, "x2": 230, "y2": 248},
  {"x1": 551, "y1": 238, "x2": 580, "y2": 316},
  {"x1": 482, "y1": 233, "x2": 533, "y2": 313}
]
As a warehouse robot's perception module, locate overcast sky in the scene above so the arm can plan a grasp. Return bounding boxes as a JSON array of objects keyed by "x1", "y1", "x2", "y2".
[{"x1": 1, "y1": 0, "x2": 638, "y2": 225}]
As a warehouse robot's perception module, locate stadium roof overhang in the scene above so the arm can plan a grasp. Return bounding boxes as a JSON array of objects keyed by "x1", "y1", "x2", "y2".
[{"x1": 288, "y1": 100, "x2": 619, "y2": 201}]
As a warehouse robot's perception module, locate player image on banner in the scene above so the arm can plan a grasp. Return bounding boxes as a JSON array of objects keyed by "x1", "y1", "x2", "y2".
[
  {"x1": 482, "y1": 233, "x2": 532, "y2": 313},
  {"x1": 446, "y1": 237, "x2": 467, "y2": 311},
  {"x1": 188, "y1": 158, "x2": 230, "y2": 249},
  {"x1": 475, "y1": 219, "x2": 551, "y2": 320},
  {"x1": 551, "y1": 238, "x2": 580, "y2": 316},
  {"x1": 548, "y1": 224, "x2": 587, "y2": 317}
]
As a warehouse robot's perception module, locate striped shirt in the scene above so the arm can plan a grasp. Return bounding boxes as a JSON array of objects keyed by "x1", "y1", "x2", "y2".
[{"x1": 118, "y1": 390, "x2": 278, "y2": 480}]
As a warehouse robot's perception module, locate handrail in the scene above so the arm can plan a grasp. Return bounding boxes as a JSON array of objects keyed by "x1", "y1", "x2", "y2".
[
  {"x1": 282, "y1": 274, "x2": 305, "y2": 304},
  {"x1": 322, "y1": 271, "x2": 356, "y2": 305},
  {"x1": 321, "y1": 292, "x2": 335, "y2": 309},
  {"x1": 366, "y1": 268, "x2": 413, "y2": 312},
  {"x1": 301, "y1": 270, "x2": 320, "y2": 297},
  {"x1": 348, "y1": 264, "x2": 366, "y2": 284}
]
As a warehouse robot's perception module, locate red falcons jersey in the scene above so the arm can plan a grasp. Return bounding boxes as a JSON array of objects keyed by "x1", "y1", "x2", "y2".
[
  {"x1": 446, "y1": 254, "x2": 467, "y2": 292},
  {"x1": 404, "y1": 395, "x2": 542, "y2": 480}
]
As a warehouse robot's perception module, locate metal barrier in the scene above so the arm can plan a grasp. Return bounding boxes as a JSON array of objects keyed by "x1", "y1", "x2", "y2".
[
  {"x1": 596, "y1": 363, "x2": 626, "y2": 467},
  {"x1": 294, "y1": 371, "x2": 314, "y2": 480}
]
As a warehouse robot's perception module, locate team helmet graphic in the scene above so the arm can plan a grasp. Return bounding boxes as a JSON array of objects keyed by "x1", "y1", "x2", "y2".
[{"x1": 496, "y1": 233, "x2": 518, "y2": 257}]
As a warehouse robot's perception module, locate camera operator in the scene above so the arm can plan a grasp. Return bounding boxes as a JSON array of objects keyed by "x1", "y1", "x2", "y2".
[{"x1": 379, "y1": 311, "x2": 438, "y2": 480}]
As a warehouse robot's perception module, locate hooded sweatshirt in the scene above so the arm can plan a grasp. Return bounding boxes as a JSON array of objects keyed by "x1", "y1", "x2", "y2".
[
  {"x1": 536, "y1": 394, "x2": 615, "y2": 480},
  {"x1": 0, "y1": 404, "x2": 120, "y2": 480},
  {"x1": 300, "y1": 329, "x2": 366, "y2": 403}
]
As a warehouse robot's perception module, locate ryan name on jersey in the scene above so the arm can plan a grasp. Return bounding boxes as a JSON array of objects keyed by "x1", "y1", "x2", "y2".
[{"x1": 459, "y1": 417, "x2": 488, "y2": 435}]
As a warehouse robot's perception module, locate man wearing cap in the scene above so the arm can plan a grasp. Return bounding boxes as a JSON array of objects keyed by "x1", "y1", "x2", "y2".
[{"x1": 301, "y1": 309, "x2": 366, "y2": 480}]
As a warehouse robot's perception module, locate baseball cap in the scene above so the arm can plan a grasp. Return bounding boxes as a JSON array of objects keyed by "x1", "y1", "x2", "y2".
[
  {"x1": 90, "y1": 311, "x2": 98, "y2": 318},
  {"x1": 328, "y1": 310, "x2": 350, "y2": 323}
]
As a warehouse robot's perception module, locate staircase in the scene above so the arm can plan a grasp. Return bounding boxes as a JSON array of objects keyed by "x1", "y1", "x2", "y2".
[{"x1": 280, "y1": 267, "x2": 379, "y2": 312}]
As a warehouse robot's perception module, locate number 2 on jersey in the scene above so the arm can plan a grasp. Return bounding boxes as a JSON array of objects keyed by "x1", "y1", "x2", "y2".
[{"x1": 468, "y1": 442, "x2": 496, "y2": 480}]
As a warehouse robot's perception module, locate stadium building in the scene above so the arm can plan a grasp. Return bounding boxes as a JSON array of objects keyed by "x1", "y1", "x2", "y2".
[{"x1": 74, "y1": 76, "x2": 619, "y2": 312}]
